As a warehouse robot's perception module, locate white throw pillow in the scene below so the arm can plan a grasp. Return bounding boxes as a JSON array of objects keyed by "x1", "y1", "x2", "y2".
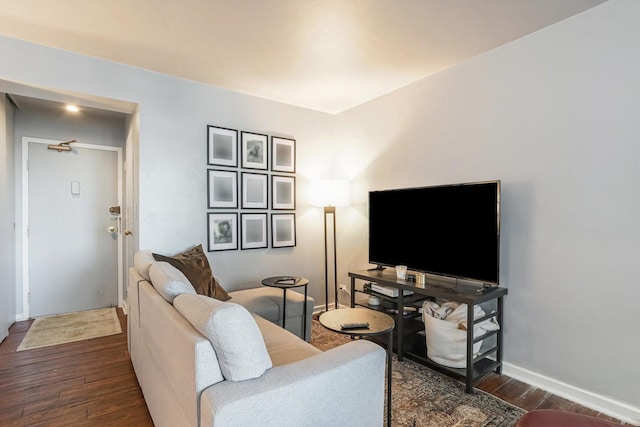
[
  {"x1": 134, "y1": 250, "x2": 156, "y2": 281},
  {"x1": 174, "y1": 293, "x2": 272, "y2": 381},
  {"x1": 149, "y1": 261, "x2": 197, "y2": 303}
]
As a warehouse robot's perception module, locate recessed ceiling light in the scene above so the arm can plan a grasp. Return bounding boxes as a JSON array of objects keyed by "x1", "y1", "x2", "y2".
[{"x1": 65, "y1": 105, "x2": 79, "y2": 112}]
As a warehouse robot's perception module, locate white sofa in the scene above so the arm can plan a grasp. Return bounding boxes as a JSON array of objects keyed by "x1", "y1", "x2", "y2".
[{"x1": 127, "y1": 252, "x2": 386, "y2": 427}]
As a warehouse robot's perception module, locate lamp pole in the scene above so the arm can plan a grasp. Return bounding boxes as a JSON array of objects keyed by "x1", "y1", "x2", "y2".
[
  {"x1": 323, "y1": 206, "x2": 338, "y2": 311},
  {"x1": 312, "y1": 178, "x2": 349, "y2": 312}
]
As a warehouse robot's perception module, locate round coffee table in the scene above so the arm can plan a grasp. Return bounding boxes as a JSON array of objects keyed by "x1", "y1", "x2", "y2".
[
  {"x1": 319, "y1": 308, "x2": 395, "y2": 427},
  {"x1": 261, "y1": 276, "x2": 309, "y2": 340}
]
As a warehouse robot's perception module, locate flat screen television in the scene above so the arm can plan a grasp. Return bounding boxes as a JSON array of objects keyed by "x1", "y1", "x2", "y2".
[{"x1": 368, "y1": 180, "x2": 500, "y2": 286}]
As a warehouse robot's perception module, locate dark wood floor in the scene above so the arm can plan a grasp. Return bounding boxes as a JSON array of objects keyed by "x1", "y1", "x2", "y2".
[
  {"x1": 0, "y1": 308, "x2": 153, "y2": 426},
  {"x1": 0, "y1": 309, "x2": 626, "y2": 426},
  {"x1": 476, "y1": 373, "x2": 626, "y2": 424}
]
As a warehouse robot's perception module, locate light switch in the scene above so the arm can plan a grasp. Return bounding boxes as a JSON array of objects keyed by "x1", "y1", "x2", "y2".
[{"x1": 71, "y1": 181, "x2": 80, "y2": 196}]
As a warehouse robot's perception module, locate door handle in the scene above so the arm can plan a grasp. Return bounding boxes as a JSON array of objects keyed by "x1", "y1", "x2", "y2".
[
  {"x1": 108, "y1": 226, "x2": 116, "y2": 233},
  {"x1": 124, "y1": 230, "x2": 132, "y2": 236}
]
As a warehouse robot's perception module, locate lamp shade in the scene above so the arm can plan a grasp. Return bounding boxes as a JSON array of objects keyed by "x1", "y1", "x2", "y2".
[{"x1": 310, "y1": 179, "x2": 350, "y2": 207}]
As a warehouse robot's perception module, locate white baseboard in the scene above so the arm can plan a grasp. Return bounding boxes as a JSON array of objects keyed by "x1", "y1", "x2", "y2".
[
  {"x1": 311, "y1": 305, "x2": 640, "y2": 425},
  {"x1": 502, "y1": 362, "x2": 640, "y2": 426}
]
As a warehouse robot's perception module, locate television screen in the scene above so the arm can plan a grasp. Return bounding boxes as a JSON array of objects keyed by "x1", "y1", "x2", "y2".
[{"x1": 368, "y1": 181, "x2": 500, "y2": 285}]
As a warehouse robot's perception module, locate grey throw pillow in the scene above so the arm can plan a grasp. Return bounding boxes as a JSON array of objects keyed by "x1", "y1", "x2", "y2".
[
  {"x1": 149, "y1": 262, "x2": 197, "y2": 303},
  {"x1": 134, "y1": 250, "x2": 156, "y2": 281},
  {"x1": 174, "y1": 293, "x2": 272, "y2": 381}
]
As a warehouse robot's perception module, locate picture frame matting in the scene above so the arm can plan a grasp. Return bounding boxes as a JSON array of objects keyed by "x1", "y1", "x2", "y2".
[
  {"x1": 241, "y1": 213, "x2": 268, "y2": 250},
  {"x1": 207, "y1": 125, "x2": 238, "y2": 167},
  {"x1": 271, "y1": 174, "x2": 295, "y2": 210},
  {"x1": 241, "y1": 131, "x2": 269, "y2": 170},
  {"x1": 271, "y1": 136, "x2": 296, "y2": 173},
  {"x1": 207, "y1": 169, "x2": 238, "y2": 209},
  {"x1": 242, "y1": 172, "x2": 268, "y2": 209},
  {"x1": 207, "y1": 212, "x2": 238, "y2": 251},
  {"x1": 271, "y1": 213, "x2": 296, "y2": 248}
]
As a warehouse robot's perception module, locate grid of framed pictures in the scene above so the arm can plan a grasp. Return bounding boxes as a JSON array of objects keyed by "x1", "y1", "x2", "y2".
[{"x1": 206, "y1": 125, "x2": 296, "y2": 251}]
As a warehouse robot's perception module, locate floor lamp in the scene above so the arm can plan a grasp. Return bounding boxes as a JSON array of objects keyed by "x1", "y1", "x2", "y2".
[{"x1": 311, "y1": 179, "x2": 350, "y2": 311}]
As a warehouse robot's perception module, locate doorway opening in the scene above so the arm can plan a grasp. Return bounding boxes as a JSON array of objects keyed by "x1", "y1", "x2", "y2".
[{"x1": 22, "y1": 137, "x2": 123, "y2": 318}]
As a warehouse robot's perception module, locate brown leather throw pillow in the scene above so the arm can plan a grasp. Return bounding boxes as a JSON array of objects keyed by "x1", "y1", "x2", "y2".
[{"x1": 152, "y1": 244, "x2": 231, "y2": 301}]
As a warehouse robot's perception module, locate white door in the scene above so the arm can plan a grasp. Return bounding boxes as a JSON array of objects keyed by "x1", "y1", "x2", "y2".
[{"x1": 25, "y1": 138, "x2": 122, "y2": 317}]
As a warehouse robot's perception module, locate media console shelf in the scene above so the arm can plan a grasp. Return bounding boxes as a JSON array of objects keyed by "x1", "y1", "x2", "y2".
[{"x1": 348, "y1": 269, "x2": 508, "y2": 394}]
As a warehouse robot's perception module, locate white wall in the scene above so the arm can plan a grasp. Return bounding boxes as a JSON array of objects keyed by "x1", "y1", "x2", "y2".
[
  {"x1": 335, "y1": 0, "x2": 639, "y2": 421},
  {"x1": 0, "y1": 35, "x2": 336, "y2": 312},
  {"x1": 0, "y1": 94, "x2": 16, "y2": 341}
]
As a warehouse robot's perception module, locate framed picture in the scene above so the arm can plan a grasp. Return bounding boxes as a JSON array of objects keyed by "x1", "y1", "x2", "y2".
[
  {"x1": 241, "y1": 172, "x2": 268, "y2": 209},
  {"x1": 272, "y1": 175, "x2": 295, "y2": 210},
  {"x1": 207, "y1": 125, "x2": 238, "y2": 167},
  {"x1": 241, "y1": 213, "x2": 268, "y2": 250},
  {"x1": 241, "y1": 131, "x2": 268, "y2": 170},
  {"x1": 207, "y1": 213, "x2": 238, "y2": 251},
  {"x1": 271, "y1": 136, "x2": 296, "y2": 173},
  {"x1": 207, "y1": 169, "x2": 238, "y2": 209},
  {"x1": 271, "y1": 213, "x2": 296, "y2": 248}
]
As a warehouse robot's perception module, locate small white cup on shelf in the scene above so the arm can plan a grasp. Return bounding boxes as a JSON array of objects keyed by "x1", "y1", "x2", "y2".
[{"x1": 396, "y1": 265, "x2": 407, "y2": 280}]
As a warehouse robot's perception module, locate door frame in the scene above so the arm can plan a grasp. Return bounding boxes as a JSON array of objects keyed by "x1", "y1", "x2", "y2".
[{"x1": 21, "y1": 137, "x2": 124, "y2": 319}]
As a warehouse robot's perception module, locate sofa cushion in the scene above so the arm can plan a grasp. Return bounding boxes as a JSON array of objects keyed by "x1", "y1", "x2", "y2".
[
  {"x1": 252, "y1": 314, "x2": 320, "y2": 366},
  {"x1": 229, "y1": 287, "x2": 307, "y2": 321},
  {"x1": 134, "y1": 250, "x2": 156, "y2": 281},
  {"x1": 228, "y1": 288, "x2": 281, "y2": 323},
  {"x1": 149, "y1": 262, "x2": 197, "y2": 303},
  {"x1": 153, "y1": 244, "x2": 231, "y2": 301},
  {"x1": 174, "y1": 293, "x2": 272, "y2": 381}
]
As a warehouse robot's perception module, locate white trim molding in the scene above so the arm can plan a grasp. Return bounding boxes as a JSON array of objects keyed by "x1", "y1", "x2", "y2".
[
  {"x1": 502, "y1": 362, "x2": 640, "y2": 425},
  {"x1": 20, "y1": 137, "x2": 124, "y2": 319}
]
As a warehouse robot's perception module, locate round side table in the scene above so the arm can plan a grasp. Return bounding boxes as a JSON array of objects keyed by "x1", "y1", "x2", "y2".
[
  {"x1": 261, "y1": 276, "x2": 309, "y2": 340},
  {"x1": 319, "y1": 308, "x2": 395, "y2": 427}
]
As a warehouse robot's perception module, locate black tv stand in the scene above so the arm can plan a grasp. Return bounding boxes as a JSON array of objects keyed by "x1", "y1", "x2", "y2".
[
  {"x1": 348, "y1": 269, "x2": 508, "y2": 394},
  {"x1": 366, "y1": 264, "x2": 386, "y2": 271}
]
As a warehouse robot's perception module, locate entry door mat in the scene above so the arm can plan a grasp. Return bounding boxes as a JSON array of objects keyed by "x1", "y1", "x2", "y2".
[
  {"x1": 17, "y1": 307, "x2": 122, "y2": 352},
  {"x1": 311, "y1": 319, "x2": 525, "y2": 427}
]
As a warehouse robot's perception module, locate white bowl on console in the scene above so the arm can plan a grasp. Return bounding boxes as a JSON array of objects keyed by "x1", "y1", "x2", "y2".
[{"x1": 368, "y1": 296, "x2": 381, "y2": 306}]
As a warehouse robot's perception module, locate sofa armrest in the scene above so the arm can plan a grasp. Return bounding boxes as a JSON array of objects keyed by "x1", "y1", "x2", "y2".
[{"x1": 199, "y1": 340, "x2": 386, "y2": 427}]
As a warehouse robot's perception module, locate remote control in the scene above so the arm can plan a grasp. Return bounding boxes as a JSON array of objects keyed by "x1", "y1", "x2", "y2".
[{"x1": 340, "y1": 322, "x2": 369, "y2": 330}]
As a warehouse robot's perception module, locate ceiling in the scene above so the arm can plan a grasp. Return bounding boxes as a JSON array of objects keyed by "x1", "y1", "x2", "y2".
[{"x1": 0, "y1": 0, "x2": 607, "y2": 114}]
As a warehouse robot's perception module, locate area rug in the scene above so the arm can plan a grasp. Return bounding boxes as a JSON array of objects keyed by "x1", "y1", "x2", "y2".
[
  {"x1": 311, "y1": 319, "x2": 525, "y2": 427},
  {"x1": 17, "y1": 307, "x2": 122, "y2": 351}
]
